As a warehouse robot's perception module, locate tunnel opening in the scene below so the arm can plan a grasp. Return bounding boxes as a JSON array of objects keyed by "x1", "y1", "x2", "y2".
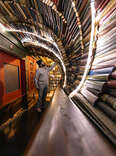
[{"x1": 33, "y1": 56, "x2": 63, "y2": 103}]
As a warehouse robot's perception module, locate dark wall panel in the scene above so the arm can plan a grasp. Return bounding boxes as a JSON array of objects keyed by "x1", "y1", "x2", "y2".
[{"x1": 4, "y1": 64, "x2": 20, "y2": 93}]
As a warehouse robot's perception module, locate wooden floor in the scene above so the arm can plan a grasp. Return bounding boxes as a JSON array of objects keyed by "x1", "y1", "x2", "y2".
[{"x1": 24, "y1": 88, "x2": 116, "y2": 156}]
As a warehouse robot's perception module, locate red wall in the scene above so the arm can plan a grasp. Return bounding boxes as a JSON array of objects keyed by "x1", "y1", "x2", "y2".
[
  {"x1": 20, "y1": 60, "x2": 26, "y2": 96},
  {"x1": 0, "y1": 51, "x2": 22, "y2": 106}
]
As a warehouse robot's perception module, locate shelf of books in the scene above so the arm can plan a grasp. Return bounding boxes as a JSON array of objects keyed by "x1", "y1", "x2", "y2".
[
  {"x1": 72, "y1": 0, "x2": 116, "y2": 145},
  {"x1": 49, "y1": 66, "x2": 62, "y2": 92},
  {"x1": 63, "y1": 0, "x2": 91, "y2": 94}
]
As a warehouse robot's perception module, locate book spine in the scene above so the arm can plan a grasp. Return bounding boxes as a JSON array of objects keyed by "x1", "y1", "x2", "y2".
[
  {"x1": 101, "y1": 94, "x2": 116, "y2": 110},
  {"x1": 96, "y1": 101, "x2": 116, "y2": 122}
]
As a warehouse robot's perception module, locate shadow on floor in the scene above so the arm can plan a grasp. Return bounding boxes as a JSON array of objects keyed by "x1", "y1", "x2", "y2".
[{"x1": 0, "y1": 105, "x2": 45, "y2": 156}]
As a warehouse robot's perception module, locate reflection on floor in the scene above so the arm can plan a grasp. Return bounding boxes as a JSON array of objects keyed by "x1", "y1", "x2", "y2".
[
  {"x1": 46, "y1": 90, "x2": 55, "y2": 102},
  {"x1": 24, "y1": 88, "x2": 116, "y2": 156},
  {"x1": 0, "y1": 103, "x2": 42, "y2": 156}
]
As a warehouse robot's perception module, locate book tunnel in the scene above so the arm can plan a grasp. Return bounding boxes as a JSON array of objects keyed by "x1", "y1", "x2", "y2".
[{"x1": 0, "y1": 0, "x2": 116, "y2": 155}]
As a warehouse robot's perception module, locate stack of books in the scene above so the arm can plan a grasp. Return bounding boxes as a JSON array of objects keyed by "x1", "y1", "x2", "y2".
[{"x1": 79, "y1": 0, "x2": 116, "y2": 123}]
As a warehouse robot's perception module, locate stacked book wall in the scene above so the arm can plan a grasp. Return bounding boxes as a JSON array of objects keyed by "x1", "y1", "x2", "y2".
[
  {"x1": 38, "y1": 1, "x2": 62, "y2": 37},
  {"x1": 62, "y1": 1, "x2": 91, "y2": 94},
  {"x1": 80, "y1": 0, "x2": 116, "y2": 123},
  {"x1": 78, "y1": 0, "x2": 91, "y2": 81},
  {"x1": 64, "y1": 1, "x2": 91, "y2": 95},
  {"x1": 58, "y1": 0, "x2": 84, "y2": 94},
  {"x1": 0, "y1": 1, "x2": 63, "y2": 59},
  {"x1": 49, "y1": 65, "x2": 62, "y2": 92},
  {"x1": 0, "y1": 1, "x2": 35, "y2": 41},
  {"x1": 72, "y1": 1, "x2": 116, "y2": 144},
  {"x1": 51, "y1": 1, "x2": 75, "y2": 93}
]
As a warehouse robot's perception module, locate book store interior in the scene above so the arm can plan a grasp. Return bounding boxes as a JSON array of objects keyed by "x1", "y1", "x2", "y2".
[{"x1": 0, "y1": 0, "x2": 116, "y2": 155}]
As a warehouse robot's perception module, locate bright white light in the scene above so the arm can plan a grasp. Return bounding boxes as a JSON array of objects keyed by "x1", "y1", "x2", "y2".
[
  {"x1": 69, "y1": 0, "x2": 96, "y2": 98},
  {"x1": 0, "y1": 23, "x2": 6, "y2": 33},
  {"x1": 95, "y1": 11, "x2": 101, "y2": 22},
  {"x1": 7, "y1": 28, "x2": 53, "y2": 43},
  {"x1": 72, "y1": 1, "x2": 75, "y2": 8},
  {"x1": 6, "y1": 28, "x2": 63, "y2": 59}
]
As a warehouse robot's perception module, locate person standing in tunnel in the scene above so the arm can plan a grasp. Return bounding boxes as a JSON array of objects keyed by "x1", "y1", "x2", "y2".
[{"x1": 35, "y1": 60, "x2": 56, "y2": 112}]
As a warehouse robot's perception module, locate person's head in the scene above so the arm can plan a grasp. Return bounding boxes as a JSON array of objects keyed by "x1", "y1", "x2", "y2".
[{"x1": 36, "y1": 60, "x2": 45, "y2": 67}]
